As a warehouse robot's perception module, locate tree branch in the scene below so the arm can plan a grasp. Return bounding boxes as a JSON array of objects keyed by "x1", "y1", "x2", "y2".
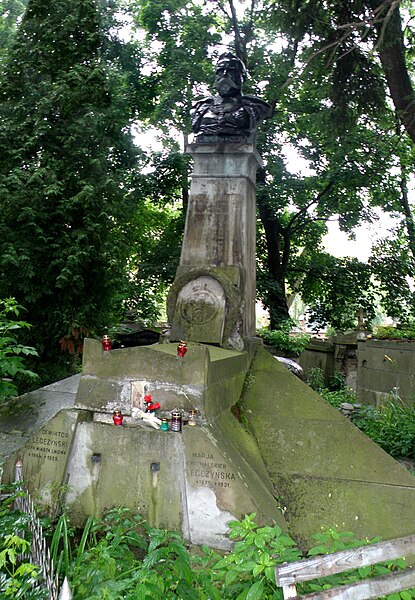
[
  {"x1": 287, "y1": 179, "x2": 335, "y2": 232},
  {"x1": 227, "y1": 0, "x2": 247, "y2": 65}
]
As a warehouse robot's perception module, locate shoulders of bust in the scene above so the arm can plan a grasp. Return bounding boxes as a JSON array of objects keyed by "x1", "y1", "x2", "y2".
[
  {"x1": 242, "y1": 95, "x2": 271, "y2": 108},
  {"x1": 192, "y1": 96, "x2": 214, "y2": 107}
]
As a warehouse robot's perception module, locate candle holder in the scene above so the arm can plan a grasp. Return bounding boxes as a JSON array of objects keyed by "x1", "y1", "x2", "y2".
[
  {"x1": 102, "y1": 334, "x2": 112, "y2": 351},
  {"x1": 177, "y1": 341, "x2": 188, "y2": 358},
  {"x1": 188, "y1": 408, "x2": 198, "y2": 427},
  {"x1": 113, "y1": 410, "x2": 123, "y2": 426},
  {"x1": 171, "y1": 409, "x2": 182, "y2": 432}
]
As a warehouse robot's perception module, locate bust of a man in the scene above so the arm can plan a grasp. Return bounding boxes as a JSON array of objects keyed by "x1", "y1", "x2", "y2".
[{"x1": 191, "y1": 52, "x2": 271, "y2": 141}]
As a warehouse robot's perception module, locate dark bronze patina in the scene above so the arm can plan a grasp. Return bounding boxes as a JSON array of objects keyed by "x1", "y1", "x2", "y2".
[{"x1": 191, "y1": 52, "x2": 270, "y2": 141}]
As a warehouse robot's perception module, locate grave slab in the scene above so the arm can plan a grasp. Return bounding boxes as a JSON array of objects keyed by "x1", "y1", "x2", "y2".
[{"x1": 0, "y1": 374, "x2": 79, "y2": 472}]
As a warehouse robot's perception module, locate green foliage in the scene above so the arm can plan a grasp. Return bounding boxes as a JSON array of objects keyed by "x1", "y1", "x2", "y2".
[
  {"x1": 307, "y1": 367, "x2": 356, "y2": 408},
  {"x1": 1, "y1": 0, "x2": 412, "y2": 357},
  {"x1": 329, "y1": 370, "x2": 347, "y2": 391},
  {"x1": 45, "y1": 510, "x2": 415, "y2": 598},
  {"x1": 47, "y1": 510, "x2": 306, "y2": 598},
  {"x1": 257, "y1": 320, "x2": 310, "y2": 356},
  {"x1": 303, "y1": 529, "x2": 412, "y2": 597},
  {"x1": 132, "y1": 0, "x2": 221, "y2": 132},
  {"x1": 0, "y1": 0, "x2": 27, "y2": 69},
  {"x1": 128, "y1": 0, "x2": 404, "y2": 328},
  {"x1": 0, "y1": 298, "x2": 38, "y2": 401},
  {"x1": 319, "y1": 388, "x2": 356, "y2": 409},
  {"x1": 49, "y1": 508, "x2": 196, "y2": 599},
  {"x1": 351, "y1": 395, "x2": 415, "y2": 460},
  {"x1": 0, "y1": 484, "x2": 47, "y2": 598},
  {"x1": 370, "y1": 229, "x2": 415, "y2": 325},
  {"x1": 2, "y1": 502, "x2": 414, "y2": 599},
  {"x1": 299, "y1": 253, "x2": 377, "y2": 331},
  {"x1": 306, "y1": 367, "x2": 326, "y2": 392},
  {"x1": 196, "y1": 513, "x2": 302, "y2": 599},
  {"x1": 374, "y1": 325, "x2": 415, "y2": 341},
  {"x1": 0, "y1": 0, "x2": 146, "y2": 362}
]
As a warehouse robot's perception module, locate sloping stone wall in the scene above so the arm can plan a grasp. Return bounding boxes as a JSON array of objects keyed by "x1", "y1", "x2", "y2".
[{"x1": 242, "y1": 345, "x2": 415, "y2": 548}]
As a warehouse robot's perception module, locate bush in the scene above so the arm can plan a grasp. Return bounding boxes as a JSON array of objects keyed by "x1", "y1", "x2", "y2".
[
  {"x1": 31, "y1": 510, "x2": 413, "y2": 599},
  {"x1": 306, "y1": 367, "x2": 326, "y2": 392},
  {"x1": 351, "y1": 395, "x2": 415, "y2": 459},
  {"x1": 258, "y1": 320, "x2": 310, "y2": 356},
  {"x1": 0, "y1": 485, "x2": 47, "y2": 598},
  {"x1": 373, "y1": 325, "x2": 415, "y2": 340},
  {"x1": 1, "y1": 500, "x2": 413, "y2": 599},
  {"x1": 0, "y1": 299, "x2": 38, "y2": 402},
  {"x1": 306, "y1": 368, "x2": 356, "y2": 408}
]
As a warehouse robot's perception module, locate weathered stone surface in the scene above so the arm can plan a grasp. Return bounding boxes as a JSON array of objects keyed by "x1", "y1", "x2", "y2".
[
  {"x1": 0, "y1": 340, "x2": 288, "y2": 549},
  {"x1": 299, "y1": 339, "x2": 335, "y2": 386},
  {"x1": 168, "y1": 265, "x2": 244, "y2": 349},
  {"x1": 242, "y1": 345, "x2": 415, "y2": 548},
  {"x1": 357, "y1": 339, "x2": 415, "y2": 404},
  {"x1": 4, "y1": 411, "x2": 78, "y2": 511},
  {"x1": 77, "y1": 339, "x2": 249, "y2": 419},
  {"x1": 64, "y1": 422, "x2": 186, "y2": 530},
  {"x1": 75, "y1": 376, "x2": 130, "y2": 414},
  {"x1": 182, "y1": 423, "x2": 285, "y2": 548},
  {"x1": 59, "y1": 415, "x2": 287, "y2": 546},
  {"x1": 0, "y1": 433, "x2": 30, "y2": 472},
  {"x1": 81, "y1": 339, "x2": 208, "y2": 384},
  {"x1": 4, "y1": 338, "x2": 415, "y2": 551},
  {"x1": 0, "y1": 375, "x2": 79, "y2": 470},
  {"x1": 169, "y1": 143, "x2": 261, "y2": 342},
  {"x1": 275, "y1": 476, "x2": 415, "y2": 547},
  {"x1": 171, "y1": 276, "x2": 226, "y2": 344}
]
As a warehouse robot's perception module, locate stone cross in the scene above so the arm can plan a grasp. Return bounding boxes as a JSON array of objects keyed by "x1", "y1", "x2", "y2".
[{"x1": 356, "y1": 308, "x2": 367, "y2": 330}]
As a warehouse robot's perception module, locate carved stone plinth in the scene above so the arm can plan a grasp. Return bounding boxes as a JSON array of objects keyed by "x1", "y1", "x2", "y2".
[{"x1": 168, "y1": 142, "x2": 262, "y2": 348}]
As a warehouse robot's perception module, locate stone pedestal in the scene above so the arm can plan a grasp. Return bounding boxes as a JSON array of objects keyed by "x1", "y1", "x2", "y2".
[
  {"x1": 3, "y1": 341, "x2": 415, "y2": 550},
  {"x1": 1, "y1": 340, "x2": 286, "y2": 549},
  {"x1": 168, "y1": 143, "x2": 262, "y2": 347}
]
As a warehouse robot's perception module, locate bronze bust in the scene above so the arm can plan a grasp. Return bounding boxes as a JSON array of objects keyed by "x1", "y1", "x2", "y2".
[{"x1": 191, "y1": 52, "x2": 271, "y2": 141}]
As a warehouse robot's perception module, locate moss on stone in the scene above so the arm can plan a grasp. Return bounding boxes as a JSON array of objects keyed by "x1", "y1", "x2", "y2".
[{"x1": 241, "y1": 344, "x2": 415, "y2": 548}]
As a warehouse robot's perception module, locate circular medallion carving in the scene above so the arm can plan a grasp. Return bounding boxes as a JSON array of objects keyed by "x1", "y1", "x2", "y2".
[{"x1": 177, "y1": 277, "x2": 225, "y2": 326}]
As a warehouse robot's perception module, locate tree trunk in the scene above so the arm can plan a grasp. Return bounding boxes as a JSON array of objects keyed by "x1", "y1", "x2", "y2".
[
  {"x1": 256, "y1": 174, "x2": 290, "y2": 328},
  {"x1": 399, "y1": 164, "x2": 415, "y2": 263},
  {"x1": 369, "y1": 0, "x2": 415, "y2": 144}
]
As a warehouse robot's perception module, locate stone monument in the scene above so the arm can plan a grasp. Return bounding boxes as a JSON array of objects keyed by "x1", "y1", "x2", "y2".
[
  {"x1": 2, "y1": 52, "x2": 415, "y2": 555},
  {"x1": 167, "y1": 53, "x2": 270, "y2": 349}
]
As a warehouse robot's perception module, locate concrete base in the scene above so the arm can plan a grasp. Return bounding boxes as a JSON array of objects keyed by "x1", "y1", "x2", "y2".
[
  {"x1": 0, "y1": 339, "x2": 286, "y2": 549},
  {"x1": 1, "y1": 341, "x2": 415, "y2": 550}
]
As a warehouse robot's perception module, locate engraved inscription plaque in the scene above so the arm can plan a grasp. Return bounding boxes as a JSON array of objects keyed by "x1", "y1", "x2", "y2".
[
  {"x1": 19, "y1": 411, "x2": 77, "y2": 508},
  {"x1": 187, "y1": 451, "x2": 236, "y2": 490}
]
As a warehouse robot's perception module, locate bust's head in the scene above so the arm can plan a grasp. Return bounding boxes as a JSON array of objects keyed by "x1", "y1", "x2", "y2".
[{"x1": 215, "y1": 53, "x2": 246, "y2": 98}]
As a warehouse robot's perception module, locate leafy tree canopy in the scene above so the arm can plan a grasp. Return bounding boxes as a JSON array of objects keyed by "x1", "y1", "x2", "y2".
[{"x1": 0, "y1": 0, "x2": 150, "y2": 360}]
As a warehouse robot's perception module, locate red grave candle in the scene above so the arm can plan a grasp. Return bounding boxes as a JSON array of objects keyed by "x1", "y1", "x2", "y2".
[
  {"x1": 113, "y1": 410, "x2": 123, "y2": 426},
  {"x1": 177, "y1": 341, "x2": 188, "y2": 358},
  {"x1": 102, "y1": 334, "x2": 112, "y2": 351}
]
